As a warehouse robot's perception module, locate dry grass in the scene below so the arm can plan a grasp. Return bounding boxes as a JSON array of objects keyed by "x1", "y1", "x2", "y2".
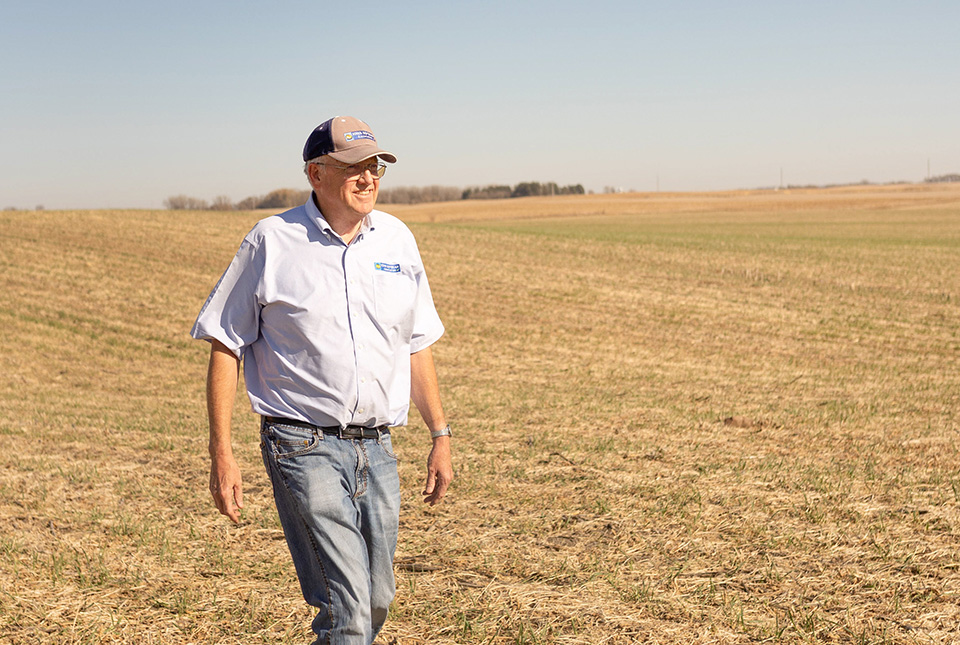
[{"x1": 1, "y1": 183, "x2": 959, "y2": 643}]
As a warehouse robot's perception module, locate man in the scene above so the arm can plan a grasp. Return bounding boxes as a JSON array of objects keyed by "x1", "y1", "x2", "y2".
[{"x1": 191, "y1": 116, "x2": 453, "y2": 644}]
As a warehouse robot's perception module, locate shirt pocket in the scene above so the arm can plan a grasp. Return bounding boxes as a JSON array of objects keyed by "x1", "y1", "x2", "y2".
[{"x1": 373, "y1": 270, "x2": 417, "y2": 328}]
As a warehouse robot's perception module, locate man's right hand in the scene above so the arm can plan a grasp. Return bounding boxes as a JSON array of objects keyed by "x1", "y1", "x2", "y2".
[{"x1": 210, "y1": 453, "x2": 244, "y2": 523}]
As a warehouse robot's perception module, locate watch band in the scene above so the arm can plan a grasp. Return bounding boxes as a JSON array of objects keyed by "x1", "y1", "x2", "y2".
[{"x1": 430, "y1": 424, "x2": 452, "y2": 439}]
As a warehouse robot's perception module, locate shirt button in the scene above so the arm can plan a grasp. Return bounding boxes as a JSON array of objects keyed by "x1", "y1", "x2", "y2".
[
  {"x1": 360, "y1": 377, "x2": 366, "y2": 383},
  {"x1": 358, "y1": 408, "x2": 365, "y2": 414}
]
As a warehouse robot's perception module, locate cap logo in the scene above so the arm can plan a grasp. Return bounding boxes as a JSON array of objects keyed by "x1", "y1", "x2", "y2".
[{"x1": 344, "y1": 130, "x2": 375, "y2": 143}]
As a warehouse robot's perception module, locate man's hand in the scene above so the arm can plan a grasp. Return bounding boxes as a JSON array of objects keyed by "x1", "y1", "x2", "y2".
[
  {"x1": 410, "y1": 346, "x2": 452, "y2": 505},
  {"x1": 423, "y1": 436, "x2": 453, "y2": 505},
  {"x1": 206, "y1": 340, "x2": 242, "y2": 522},
  {"x1": 210, "y1": 452, "x2": 244, "y2": 523}
]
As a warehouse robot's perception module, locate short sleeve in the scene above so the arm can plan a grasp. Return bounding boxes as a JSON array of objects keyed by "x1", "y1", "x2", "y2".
[
  {"x1": 409, "y1": 266, "x2": 445, "y2": 354},
  {"x1": 190, "y1": 238, "x2": 263, "y2": 357}
]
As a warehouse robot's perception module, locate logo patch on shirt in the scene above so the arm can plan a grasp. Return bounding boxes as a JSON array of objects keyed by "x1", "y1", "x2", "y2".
[
  {"x1": 374, "y1": 262, "x2": 401, "y2": 273},
  {"x1": 344, "y1": 130, "x2": 375, "y2": 142}
]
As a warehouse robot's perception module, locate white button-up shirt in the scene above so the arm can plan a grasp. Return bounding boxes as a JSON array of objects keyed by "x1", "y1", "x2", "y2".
[{"x1": 191, "y1": 196, "x2": 444, "y2": 428}]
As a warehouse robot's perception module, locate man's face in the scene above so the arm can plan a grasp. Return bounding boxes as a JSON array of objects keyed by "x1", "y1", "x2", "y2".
[{"x1": 312, "y1": 157, "x2": 381, "y2": 221}]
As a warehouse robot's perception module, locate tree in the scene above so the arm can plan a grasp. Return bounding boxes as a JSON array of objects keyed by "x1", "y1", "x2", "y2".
[
  {"x1": 258, "y1": 188, "x2": 310, "y2": 209},
  {"x1": 164, "y1": 195, "x2": 208, "y2": 210},
  {"x1": 926, "y1": 173, "x2": 960, "y2": 183},
  {"x1": 462, "y1": 185, "x2": 512, "y2": 200},
  {"x1": 210, "y1": 195, "x2": 234, "y2": 211},
  {"x1": 379, "y1": 185, "x2": 461, "y2": 204},
  {"x1": 511, "y1": 182, "x2": 542, "y2": 198},
  {"x1": 234, "y1": 195, "x2": 263, "y2": 211}
]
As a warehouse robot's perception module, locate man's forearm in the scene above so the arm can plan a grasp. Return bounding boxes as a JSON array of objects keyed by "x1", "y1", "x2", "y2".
[
  {"x1": 207, "y1": 340, "x2": 240, "y2": 455},
  {"x1": 206, "y1": 340, "x2": 245, "y2": 522},
  {"x1": 411, "y1": 346, "x2": 452, "y2": 505},
  {"x1": 410, "y1": 346, "x2": 446, "y2": 432}
]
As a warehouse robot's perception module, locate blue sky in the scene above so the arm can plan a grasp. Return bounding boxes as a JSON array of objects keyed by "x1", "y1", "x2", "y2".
[{"x1": 1, "y1": 1, "x2": 957, "y2": 209}]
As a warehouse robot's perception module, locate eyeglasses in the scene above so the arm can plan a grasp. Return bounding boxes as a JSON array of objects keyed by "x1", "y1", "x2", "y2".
[{"x1": 315, "y1": 160, "x2": 387, "y2": 179}]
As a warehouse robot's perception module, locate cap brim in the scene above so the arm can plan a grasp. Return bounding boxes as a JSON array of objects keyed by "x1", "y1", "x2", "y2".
[{"x1": 328, "y1": 149, "x2": 398, "y2": 164}]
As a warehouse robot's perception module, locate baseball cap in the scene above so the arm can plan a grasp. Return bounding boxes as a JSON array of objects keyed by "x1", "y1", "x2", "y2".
[{"x1": 302, "y1": 116, "x2": 397, "y2": 164}]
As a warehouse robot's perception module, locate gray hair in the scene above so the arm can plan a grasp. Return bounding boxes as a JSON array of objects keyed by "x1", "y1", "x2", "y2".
[{"x1": 303, "y1": 156, "x2": 326, "y2": 176}]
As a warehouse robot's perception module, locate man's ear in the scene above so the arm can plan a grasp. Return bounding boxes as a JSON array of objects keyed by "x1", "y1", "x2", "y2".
[{"x1": 307, "y1": 162, "x2": 322, "y2": 185}]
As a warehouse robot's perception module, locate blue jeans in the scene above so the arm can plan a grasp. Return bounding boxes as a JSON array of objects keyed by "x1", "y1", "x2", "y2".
[{"x1": 260, "y1": 419, "x2": 401, "y2": 645}]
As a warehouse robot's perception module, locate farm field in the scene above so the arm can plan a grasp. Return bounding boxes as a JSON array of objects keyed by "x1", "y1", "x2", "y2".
[{"x1": 1, "y1": 183, "x2": 959, "y2": 643}]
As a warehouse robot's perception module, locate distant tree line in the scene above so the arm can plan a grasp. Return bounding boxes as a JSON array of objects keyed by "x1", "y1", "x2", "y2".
[
  {"x1": 377, "y1": 185, "x2": 462, "y2": 204},
  {"x1": 463, "y1": 181, "x2": 585, "y2": 200},
  {"x1": 164, "y1": 188, "x2": 310, "y2": 211},
  {"x1": 459, "y1": 185, "x2": 513, "y2": 200},
  {"x1": 925, "y1": 173, "x2": 960, "y2": 183},
  {"x1": 164, "y1": 180, "x2": 586, "y2": 210}
]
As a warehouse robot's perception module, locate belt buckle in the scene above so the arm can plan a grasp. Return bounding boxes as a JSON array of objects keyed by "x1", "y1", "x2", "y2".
[{"x1": 336, "y1": 425, "x2": 382, "y2": 440}]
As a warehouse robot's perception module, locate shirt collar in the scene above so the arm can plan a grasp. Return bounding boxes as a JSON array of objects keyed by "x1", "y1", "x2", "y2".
[{"x1": 305, "y1": 193, "x2": 376, "y2": 242}]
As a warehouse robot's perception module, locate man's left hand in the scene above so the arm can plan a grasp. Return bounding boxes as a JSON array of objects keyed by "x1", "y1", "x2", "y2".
[{"x1": 423, "y1": 436, "x2": 453, "y2": 505}]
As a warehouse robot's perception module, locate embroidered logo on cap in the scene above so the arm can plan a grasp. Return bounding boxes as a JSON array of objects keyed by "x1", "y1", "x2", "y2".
[
  {"x1": 374, "y1": 262, "x2": 401, "y2": 273},
  {"x1": 344, "y1": 130, "x2": 375, "y2": 142}
]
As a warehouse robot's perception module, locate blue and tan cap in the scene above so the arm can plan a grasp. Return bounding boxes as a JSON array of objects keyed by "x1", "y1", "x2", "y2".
[{"x1": 302, "y1": 116, "x2": 397, "y2": 164}]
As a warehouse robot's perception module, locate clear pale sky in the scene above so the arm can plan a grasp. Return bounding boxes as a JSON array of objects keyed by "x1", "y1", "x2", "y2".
[{"x1": 2, "y1": 1, "x2": 957, "y2": 210}]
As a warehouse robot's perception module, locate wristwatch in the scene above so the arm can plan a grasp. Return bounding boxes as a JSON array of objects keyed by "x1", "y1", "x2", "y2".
[{"x1": 430, "y1": 425, "x2": 452, "y2": 439}]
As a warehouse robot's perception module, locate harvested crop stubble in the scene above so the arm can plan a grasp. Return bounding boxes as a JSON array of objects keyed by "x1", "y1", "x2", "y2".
[{"x1": 1, "y1": 183, "x2": 959, "y2": 643}]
